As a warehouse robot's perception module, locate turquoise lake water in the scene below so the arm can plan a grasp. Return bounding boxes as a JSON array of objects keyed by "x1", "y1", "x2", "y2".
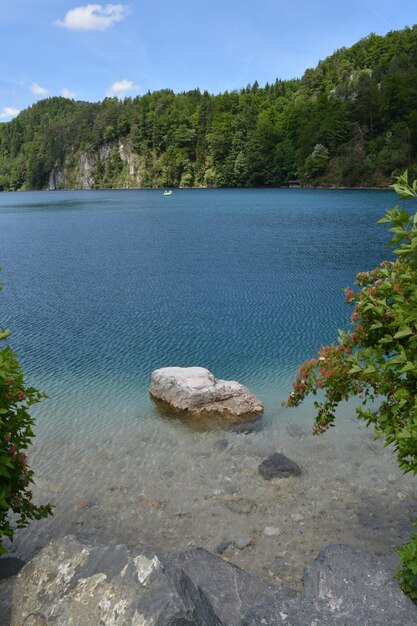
[
  {"x1": 0, "y1": 187, "x2": 398, "y2": 435},
  {"x1": 1, "y1": 188, "x2": 416, "y2": 581}
]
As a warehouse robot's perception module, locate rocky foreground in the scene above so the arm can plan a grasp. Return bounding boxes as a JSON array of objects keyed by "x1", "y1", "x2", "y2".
[{"x1": 8, "y1": 535, "x2": 417, "y2": 625}]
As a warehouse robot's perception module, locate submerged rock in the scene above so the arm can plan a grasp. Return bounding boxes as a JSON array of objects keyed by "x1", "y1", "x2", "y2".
[
  {"x1": 233, "y1": 536, "x2": 252, "y2": 550},
  {"x1": 258, "y1": 453, "x2": 301, "y2": 479},
  {"x1": 11, "y1": 537, "x2": 417, "y2": 626},
  {"x1": 75, "y1": 498, "x2": 91, "y2": 512},
  {"x1": 150, "y1": 366, "x2": 263, "y2": 418},
  {"x1": 215, "y1": 540, "x2": 231, "y2": 555}
]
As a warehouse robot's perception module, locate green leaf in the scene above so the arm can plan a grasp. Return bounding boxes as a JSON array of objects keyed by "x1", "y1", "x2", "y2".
[
  {"x1": 391, "y1": 174, "x2": 416, "y2": 199},
  {"x1": 394, "y1": 327, "x2": 413, "y2": 339},
  {"x1": 0, "y1": 457, "x2": 13, "y2": 468},
  {"x1": 378, "y1": 336, "x2": 393, "y2": 344},
  {"x1": 400, "y1": 362, "x2": 416, "y2": 373}
]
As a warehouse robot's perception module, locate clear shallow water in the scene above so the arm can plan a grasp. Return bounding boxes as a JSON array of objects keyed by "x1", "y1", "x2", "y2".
[
  {"x1": 0, "y1": 187, "x2": 398, "y2": 433},
  {"x1": 0, "y1": 188, "x2": 416, "y2": 583}
]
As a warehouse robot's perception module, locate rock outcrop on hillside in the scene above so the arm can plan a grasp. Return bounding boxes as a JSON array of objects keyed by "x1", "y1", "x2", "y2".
[{"x1": 47, "y1": 141, "x2": 145, "y2": 190}]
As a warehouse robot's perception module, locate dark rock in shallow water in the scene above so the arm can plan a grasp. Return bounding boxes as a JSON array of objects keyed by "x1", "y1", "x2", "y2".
[
  {"x1": 216, "y1": 540, "x2": 231, "y2": 554},
  {"x1": 11, "y1": 537, "x2": 417, "y2": 626},
  {"x1": 258, "y1": 453, "x2": 301, "y2": 479},
  {"x1": 214, "y1": 438, "x2": 230, "y2": 450}
]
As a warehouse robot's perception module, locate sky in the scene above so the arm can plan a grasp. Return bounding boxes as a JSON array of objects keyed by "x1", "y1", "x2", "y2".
[{"x1": 0, "y1": 0, "x2": 416, "y2": 120}]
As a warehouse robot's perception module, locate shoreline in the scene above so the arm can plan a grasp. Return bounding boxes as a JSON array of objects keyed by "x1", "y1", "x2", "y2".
[{"x1": 0, "y1": 184, "x2": 393, "y2": 193}]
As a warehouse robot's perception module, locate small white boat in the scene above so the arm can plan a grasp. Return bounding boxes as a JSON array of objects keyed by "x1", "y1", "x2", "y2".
[{"x1": 163, "y1": 190, "x2": 173, "y2": 196}]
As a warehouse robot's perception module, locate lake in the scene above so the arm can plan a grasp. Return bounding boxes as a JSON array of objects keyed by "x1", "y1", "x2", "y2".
[{"x1": 0, "y1": 188, "x2": 415, "y2": 586}]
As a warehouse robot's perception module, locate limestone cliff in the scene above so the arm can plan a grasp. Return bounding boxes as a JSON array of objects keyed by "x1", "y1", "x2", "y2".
[{"x1": 48, "y1": 140, "x2": 146, "y2": 190}]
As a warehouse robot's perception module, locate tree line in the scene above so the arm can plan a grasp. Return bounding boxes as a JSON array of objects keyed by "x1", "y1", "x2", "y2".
[{"x1": 1, "y1": 25, "x2": 417, "y2": 190}]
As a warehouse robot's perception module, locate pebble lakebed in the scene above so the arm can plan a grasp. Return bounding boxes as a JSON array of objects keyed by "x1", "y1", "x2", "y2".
[{"x1": 13, "y1": 400, "x2": 416, "y2": 591}]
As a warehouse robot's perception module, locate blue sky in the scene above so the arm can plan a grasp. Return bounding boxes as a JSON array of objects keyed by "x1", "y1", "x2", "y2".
[{"x1": 0, "y1": 1, "x2": 416, "y2": 120}]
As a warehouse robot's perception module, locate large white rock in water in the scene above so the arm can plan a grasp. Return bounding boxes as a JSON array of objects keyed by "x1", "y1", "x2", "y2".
[{"x1": 150, "y1": 366, "x2": 263, "y2": 418}]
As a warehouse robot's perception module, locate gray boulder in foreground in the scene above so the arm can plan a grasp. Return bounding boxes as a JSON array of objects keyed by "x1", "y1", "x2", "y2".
[
  {"x1": 11, "y1": 537, "x2": 417, "y2": 626},
  {"x1": 12, "y1": 537, "x2": 222, "y2": 626},
  {"x1": 150, "y1": 366, "x2": 263, "y2": 418},
  {"x1": 296, "y1": 544, "x2": 417, "y2": 626}
]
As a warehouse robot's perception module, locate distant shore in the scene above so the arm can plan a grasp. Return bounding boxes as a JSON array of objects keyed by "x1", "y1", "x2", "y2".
[{"x1": 1, "y1": 184, "x2": 392, "y2": 193}]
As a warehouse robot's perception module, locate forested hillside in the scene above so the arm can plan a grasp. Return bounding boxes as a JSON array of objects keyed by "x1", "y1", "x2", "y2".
[{"x1": 1, "y1": 25, "x2": 417, "y2": 190}]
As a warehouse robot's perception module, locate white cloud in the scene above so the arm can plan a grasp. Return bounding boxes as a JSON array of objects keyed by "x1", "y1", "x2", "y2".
[
  {"x1": 0, "y1": 107, "x2": 20, "y2": 120},
  {"x1": 31, "y1": 82, "x2": 48, "y2": 96},
  {"x1": 106, "y1": 79, "x2": 139, "y2": 98},
  {"x1": 60, "y1": 88, "x2": 76, "y2": 99},
  {"x1": 55, "y1": 4, "x2": 129, "y2": 31}
]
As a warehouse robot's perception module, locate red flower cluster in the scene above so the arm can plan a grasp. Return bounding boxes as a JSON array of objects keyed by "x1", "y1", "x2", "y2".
[{"x1": 345, "y1": 289, "x2": 355, "y2": 303}]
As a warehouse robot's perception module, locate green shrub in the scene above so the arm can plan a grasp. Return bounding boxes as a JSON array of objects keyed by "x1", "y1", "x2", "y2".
[
  {"x1": 0, "y1": 282, "x2": 52, "y2": 553},
  {"x1": 284, "y1": 171, "x2": 417, "y2": 598}
]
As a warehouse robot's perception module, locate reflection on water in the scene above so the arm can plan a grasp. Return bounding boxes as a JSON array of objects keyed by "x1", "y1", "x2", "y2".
[{"x1": 152, "y1": 401, "x2": 264, "y2": 433}]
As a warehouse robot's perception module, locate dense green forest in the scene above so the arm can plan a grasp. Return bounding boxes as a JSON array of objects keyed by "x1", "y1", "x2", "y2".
[{"x1": 1, "y1": 24, "x2": 417, "y2": 190}]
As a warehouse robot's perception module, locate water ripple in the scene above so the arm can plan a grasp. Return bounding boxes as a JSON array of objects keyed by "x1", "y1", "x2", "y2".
[{"x1": 0, "y1": 187, "x2": 399, "y2": 438}]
